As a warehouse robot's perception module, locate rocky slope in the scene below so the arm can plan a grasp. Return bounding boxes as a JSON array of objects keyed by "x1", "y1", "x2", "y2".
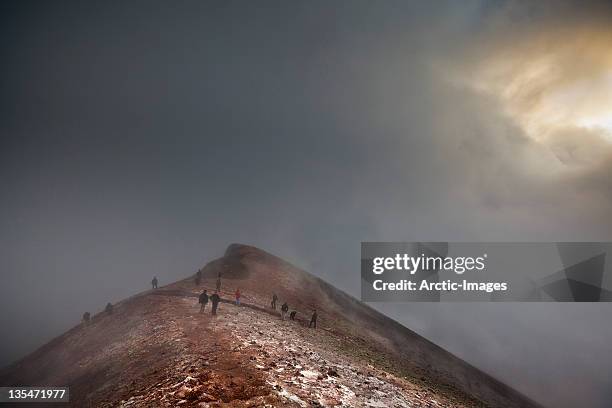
[{"x1": 0, "y1": 244, "x2": 543, "y2": 407}]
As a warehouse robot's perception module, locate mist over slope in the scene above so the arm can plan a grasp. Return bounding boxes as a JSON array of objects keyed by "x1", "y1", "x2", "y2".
[{"x1": 0, "y1": 244, "x2": 542, "y2": 407}]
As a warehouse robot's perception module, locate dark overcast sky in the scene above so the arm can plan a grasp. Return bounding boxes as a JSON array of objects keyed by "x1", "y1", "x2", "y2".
[{"x1": 2, "y1": 2, "x2": 612, "y2": 408}]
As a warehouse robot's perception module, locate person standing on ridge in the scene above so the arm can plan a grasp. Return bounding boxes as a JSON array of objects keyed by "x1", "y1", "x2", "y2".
[
  {"x1": 216, "y1": 272, "x2": 222, "y2": 292},
  {"x1": 281, "y1": 302, "x2": 289, "y2": 320},
  {"x1": 105, "y1": 302, "x2": 113, "y2": 315},
  {"x1": 151, "y1": 276, "x2": 158, "y2": 289},
  {"x1": 235, "y1": 288, "x2": 241, "y2": 306},
  {"x1": 309, "y1": 309, "x2": 317, "y2": 328},
  {"x1": 210, "y1": 291, "x2": 221, "y2": 316},
  {"x1": 271, "y1": 293, "x2": 278, "y2": 310},
  {"x1": 199, "y1": 289, "x2": 209, "y2": 313},
  {"x1": 195, "y1": 269, "x2": 202, "y2": 286},
  {"x1": 82, "y1": 312, "x2": 91, "y2": 325}
]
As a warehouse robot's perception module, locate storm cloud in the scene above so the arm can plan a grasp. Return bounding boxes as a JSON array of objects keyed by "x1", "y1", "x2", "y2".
[{"x1": 1, "y1": 1, "x2": 612, "y2": 407}]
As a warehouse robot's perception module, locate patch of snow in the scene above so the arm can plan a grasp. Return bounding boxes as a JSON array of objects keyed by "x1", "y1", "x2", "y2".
[
  {"x1": 278, "y1": 388, "x2": 308, "y2": 407},
  {"x1": 299, "y1": 370, "x2": 320, "y2": 379}
]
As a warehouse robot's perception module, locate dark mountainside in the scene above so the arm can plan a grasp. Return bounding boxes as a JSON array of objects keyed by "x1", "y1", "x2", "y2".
[{"x1": 0, "y1": 244, "x2": 543, "y2": 407}]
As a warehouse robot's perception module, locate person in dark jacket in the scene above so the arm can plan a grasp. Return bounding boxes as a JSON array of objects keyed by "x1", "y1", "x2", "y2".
[
  {"x1": 199, "y1": 289, "x2": 209, "y2": 313},
  {"x1": 281, "y1": 302, "x2": 289, "y2": 320},
  {"x1": 151, "y1": 276, "x2": 158, "y2": 289},
  {"x1": 210, "y1": 291, "x2": 221, "y2": 315},
  {"x1": 289, "y1": 310, "x2": 297, "y2": 321},
  {"x1": 105, "y1": 302, "x2": 113, "y2": 314},
  {"x1": 195, "y1": 270, "x2": 202, "y2": 286},
  {"x1": 309, "y1": 309, "x2": 317, "y2": 328},
  {"x1": 271, "y1": 293, "x2": 278, "y2": 310},
  {"x1": 82, "y1": 312, "x2": 91, "y2": 325}
]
